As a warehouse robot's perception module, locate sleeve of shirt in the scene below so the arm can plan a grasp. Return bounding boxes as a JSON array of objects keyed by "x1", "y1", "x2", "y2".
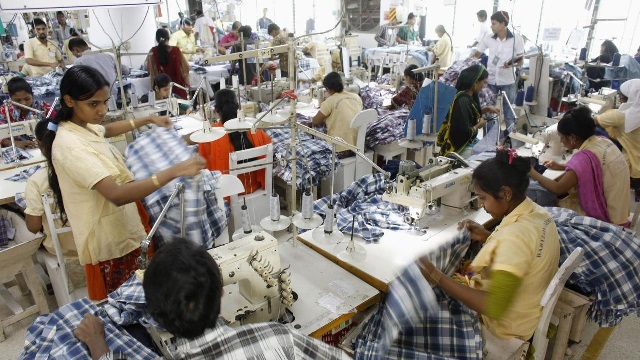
[
  {"x1": 24, "y1": 176, "x2": 44, "y2": 217},
  {"x1": 433, "y1": 38, "x2": 447, "y2": 57},
  {"x1": 596, "y1": 110, "x2": 624, "y2": 128},
  {"x1": 490, "y1": 228, "x2": 535, "y2": 278},
  {"x1": 476, "y1": 36, "x2": 489, "y2": 53},
  {"x1": 168, "y1": 33, "x2": 178, "y2": 47},
  {"x1": 56, "y1": 143, "x2": 112, "y2": 190},
  {"x1": 374, "y1": 25, "x2": 386, "y2": 45},
  {"x1": 319, "y1": 96, "x2": 333, "y2": 117},
  {"x1": 24, "y1": 40, "x2": 34, "y2": 59}
]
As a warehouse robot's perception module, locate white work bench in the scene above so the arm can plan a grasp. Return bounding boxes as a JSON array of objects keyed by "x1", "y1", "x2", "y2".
[
  {"x1": 0, "y1": 148, "x2": 45, "y2": 171},
  {"x1": 298, "y1": 208, "x2": 492, "y2": 292},
  {"x1": 0, "y1": 150, "x2": 46, "y2": 205}
]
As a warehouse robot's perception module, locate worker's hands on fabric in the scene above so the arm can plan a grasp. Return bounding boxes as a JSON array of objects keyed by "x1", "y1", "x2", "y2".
[
  {"x1": 173, "y1": 155, "x2": 207, "y2": 177},
  {"x1": 74, "y1": 313, "x2": 110, "y2": 360},
  {"x1": 149, "y1": 115, "x2": 172, "y2": 129},
  {"x1": 416, "y1": 256, "x2": 443, "y2": 285},
  {"x1": 482, "y1": 106, "x2": 500, "y2": 114},
  {"x1": 14, "y1": 139, "x2": 39, "y2": 149},
  {"x1": 474, "y1": 118, "x2": 488, "y2": 130},
  {"x1": 458, "y1": 219, "x2": 491, "y2": 242},
  {"x1": 541, "y1": 160, "x2": 565, "y2": 171}
]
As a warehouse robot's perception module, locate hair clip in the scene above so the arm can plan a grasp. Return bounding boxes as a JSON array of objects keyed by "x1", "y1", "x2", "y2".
[
  {"x1": 47, "y1": 122, "x2": 58, "y2": 132},
  {"x1": 507, "y1": 148, "x2": 518, "y2": 164}
]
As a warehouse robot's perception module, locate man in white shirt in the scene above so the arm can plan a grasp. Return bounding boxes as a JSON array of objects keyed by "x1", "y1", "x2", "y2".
[
  {"x1": 194, "y1": 10, "x2": 214, "y2": 44},
  {"x1": 472, "y1": 11, "x2": 524, "y2": 128},
  {"x1": 469, "y1": 10, "x2": 491, "y2": 49}
]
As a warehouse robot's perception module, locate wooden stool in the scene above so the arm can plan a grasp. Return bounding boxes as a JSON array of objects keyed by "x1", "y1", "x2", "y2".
[
  {"x1": 549, "y1": 288, "x2": 593, "y2": 359},
  {"x1": 0, "y1": 238, "x2": 49, "y2": 341}
]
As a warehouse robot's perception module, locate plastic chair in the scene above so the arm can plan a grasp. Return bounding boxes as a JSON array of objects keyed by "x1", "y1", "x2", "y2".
[
  {"x1": 483, "y1": 247, "x2": 585, "y2": 360},
  {"x1": 228, "y1": 143, "x2": 273, "y2": 233},
  {"x1": 213, "y1": 174, "x2": 245, "y2": 246},
  {"x1": 39, "y1": 193, "x2": 87, "y2": 306}
]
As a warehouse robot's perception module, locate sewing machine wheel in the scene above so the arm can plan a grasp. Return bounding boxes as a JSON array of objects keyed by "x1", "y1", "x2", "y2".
[{"x1": 403, "y1": 213, "x2": 414, "y2": 225}]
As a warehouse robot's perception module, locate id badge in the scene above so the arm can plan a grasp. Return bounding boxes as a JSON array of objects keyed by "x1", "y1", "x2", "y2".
[
  {"x1": 491, "y1": 55, "x2": 500, "y2": 66},
  {"x1": 49, "y1": 50, "x2": 55, "y2": 58}
]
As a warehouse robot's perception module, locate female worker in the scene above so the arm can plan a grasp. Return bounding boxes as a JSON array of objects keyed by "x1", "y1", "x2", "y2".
[
  {"x1": 388, "y1": 64, "x2": 425, "y2": 110},
  {"x1": 146, "y1": 28, "x2": 190, "y2": 99},
  {"x1": 139, "y1": 73, "x2": 191, "y2": 115},
  {"x1": 427, "y1": 25, "x2": 453, "y2": 68}
]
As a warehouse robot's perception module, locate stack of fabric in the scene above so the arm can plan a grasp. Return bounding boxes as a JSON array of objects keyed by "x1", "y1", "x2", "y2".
[
  {"x1": 365, "y1": 108, "x2": 409, "y2": 149},
  {"x1": 103, "y1": 276, "x2": 162, "y2": 329}
]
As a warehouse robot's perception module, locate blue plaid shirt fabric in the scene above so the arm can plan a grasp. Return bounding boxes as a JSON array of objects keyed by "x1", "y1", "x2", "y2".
[
  {"x1": 547, "y1": 207, "x2": 640, "y2": 327},
  {"x1": 313, "y1": 173, "x2": 412, "y2": 242},
  {"x1": 4, "y1": 164, "x2": 41, "y2": 182},
  {"x1": 20, "y1": 297, "x2": 159, "y2": 360},
  {"x1": 103, "y1": 276, "x2": 162, "y2": 329},
  {"x1": 125, "y1": 127, "x2": 227, "y2": 249},
  {"x1": 353, "y1": 231, "x2": 484, "y2": 359},
  {"x1": 2, "y1": 147, "x2": 33, "y2": 164},
  {"x1": 365, "y1": 108, "x2": 409, "y2": 149}
]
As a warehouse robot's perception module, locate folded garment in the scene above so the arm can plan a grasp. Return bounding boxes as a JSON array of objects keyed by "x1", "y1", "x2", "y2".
[
  {"x1": 4, "y1": 164, "x2": 41, "y2": 182},
  {"x1": 104, "y1": 275, "x2": 163, "y2": 329},
  {"x1": 2, "y1": 147, "x2": 33, "y2": 164}
]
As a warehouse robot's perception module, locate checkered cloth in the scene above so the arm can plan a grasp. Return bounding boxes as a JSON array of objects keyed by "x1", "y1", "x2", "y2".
[
  {"x1": 353, "y1": 230, "x2": 484, "y2": 359},
  {"x1": 547, "y1": 207, "x2": 640, "y2": 327},
  {"x1": 103, "y1": 276, "x2": 162, "y2": 329},
  {"x1": 365, "y1": 108, "x2": 409, "y2": 149},
  {"x1": 20, "y1": 297, "x2": 159, "y2": 360},
  {"x1": 125, "y1": 127, "x2": 227, "y2": 249},
  {"x1": 298, "y1": 57, "x2": 317, "y2": 71},
  {"x1": 360, "y1": 85, "x2": 395, "y2": 110},
  {"x1": 2, "y1": 147, "x2": 33, "y2": 164},
  {"x1": 439, "y1": 58, "x2": 496, "y2": 108},
  {"x1": 4, "y1": 164, "x2": 41, "y2": 182},
  {"x1": 313, "y1": 173, "x2": 412, "y2": 242},
  {"x1": 14, "y1": 192, "x2": 26, "y2": 209}
]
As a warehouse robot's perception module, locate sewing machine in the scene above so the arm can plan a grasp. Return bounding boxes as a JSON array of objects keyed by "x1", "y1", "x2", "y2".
[
  {"x1": 247, "y1": 79, "x2": 290, "y2": 103},
  {"x1": 382, "y1": 155, "x2": 475, "y2": 227},
  {"x1": 147, "y1": 231, "x2": 295, "y2": 358},
  {"x1": 578, "y1": 87, "x2": 617, "y2": 114},
  {"x1": 312, "y1": 83, "x2": 361, "y2": 107},
  {"x1": 0, "y1": 119, "x2": 37, "y2": 141}
]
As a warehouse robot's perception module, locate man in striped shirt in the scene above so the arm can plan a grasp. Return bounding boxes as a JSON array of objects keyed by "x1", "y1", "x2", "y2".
[{"x1": 375, "y1": 13, "x2": 400, "y2": 47}]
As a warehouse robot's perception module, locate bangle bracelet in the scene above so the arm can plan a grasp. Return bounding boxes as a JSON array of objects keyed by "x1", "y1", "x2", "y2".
[
  {"x1": 129, "y1": 119, "x2": 136, "y2": 131},
  {"x1": 151, "y1": 174, "x2": 161, "y2": 189},
  {"x1": 430, "y1": 270, "x2": 443, "y2": 286}
]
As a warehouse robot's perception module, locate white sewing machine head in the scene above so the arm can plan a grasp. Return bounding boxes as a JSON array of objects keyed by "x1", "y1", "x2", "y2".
[
  {"x1": 0, "y1": 118, "x2": 37, "y2": 140},
  {"x1": 247, "y1": 79, "x2": 290, "y2": 102},
  {"x1": 578, "y1": 87, "x2": 617, "y2": 114},
  {"x1": 382, "y1": 155, "x2": 475, "y2": 227}
]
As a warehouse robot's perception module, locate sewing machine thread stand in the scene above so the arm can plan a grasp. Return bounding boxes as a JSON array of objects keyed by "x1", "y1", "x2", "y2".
[
  {"x1": 232, "y1": 198, "x2": 262, "y2": 241},
  {"x1": 313, "y1": 143, "x2": 345, "y2": 244},
  {"x1": 333, "y1": 215, "x2": 366, "y2": 262}
]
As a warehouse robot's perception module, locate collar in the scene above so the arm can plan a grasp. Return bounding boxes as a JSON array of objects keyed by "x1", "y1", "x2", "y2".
[
  {"x1": 495, "y1": 197, "x2": 535, "y2": 229},
  {"x1": 59, "y1": 121, "x2": 104, "y2": 142},
  {"x1": 491, "y1": 29, "x2": 514, "y2": 40},
  {"x1": 578, "y1": 135, "x2": 597, "y2": 151}
]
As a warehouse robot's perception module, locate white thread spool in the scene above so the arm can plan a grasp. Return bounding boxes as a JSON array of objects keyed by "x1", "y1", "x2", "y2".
[
  {"x1": 422, "y1": 113, "x2": 431, "y2": 134},
  {"x1": 279, "y1": 273, "x2": 290, "y2": 281},
  {"x1": 232, "y1": 75, "x2": 239, "y2": 89},
  {"x1": 301, "y1": 192, "x2": 314, "y2": 219},
  {"x1": 275, "y1": 69, "x2": 282, "y2": 79},
  {"x1": 407, "y1": 118, "x2": 416, "y2": 141},
  {"x1": 241, "y1": 204, "x2": 252, "y2": 233},
  {"x1": 324, "y1": 205, "x2": 335, "y2": 233},
  {"x1": 269, "y1": 194, "x2": 280, "y2": 221},
  {"x1": 130, "y1": 91, "x2": 138, "y2": 108},
  {"x1": 220, "y1": 78, "x2": 226, "y2": 89},
  {"x1": 238, "y1": 109, "x2": 245, "y2": 122},
  {"x1": 108, "y1": 97, "x2": 117, "y2": 111},
  {"x1": 149, "y1": 91, "x2": 156, "y2": 107}
]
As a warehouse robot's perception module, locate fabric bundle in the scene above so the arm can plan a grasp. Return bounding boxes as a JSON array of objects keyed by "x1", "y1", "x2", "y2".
[{"x1": 365, "y1": 108, "x2": 409, "y2": 149}]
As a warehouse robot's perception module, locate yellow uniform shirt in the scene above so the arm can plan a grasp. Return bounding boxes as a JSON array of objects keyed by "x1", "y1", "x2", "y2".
[
  {"x1": 169, "y1": 30, "x2": 196, "y2": 61},
  {"x1": 471, "y1": 198, "x2": 560, "y2": 340},
  {"x1": 597, "y1": 109, "x2": 640, "y2": 178},
  {"x1": 558, "y1": 135, "x2": 630, "y2": 225},
  {"x1": 24, "y1": 167, "x2": 78, "y2": 258},
  {"x1": 319, "y1": 91, "x2": 363, "y2": 152},
  {"x1": 24, "y1": 37, "x2": 62, "y2": 77},
  {"x1": 51, "y1": 122, "x2": 146, "y2": 265},
  {"x1": 433, "y1": 34, "x2": 453, "y2": 68}
]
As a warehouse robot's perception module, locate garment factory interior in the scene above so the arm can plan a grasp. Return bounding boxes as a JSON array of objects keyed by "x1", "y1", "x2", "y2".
[{"x1": 0, "y1": 0, "x2": 639, "y2": 358}]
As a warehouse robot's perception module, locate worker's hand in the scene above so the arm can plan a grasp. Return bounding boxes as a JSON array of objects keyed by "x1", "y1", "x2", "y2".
[
  {"x1": 416, "y1": 256, "x2": 443, "y2": 285},
  {"x1": 14, "y1": 140, "x2": 39, "y2": 149},
  {"x1": 542, "y1": 160, "x2": 565, "y2": 171},
  {"x1": 74, "y1": 314, "x2": 110, "y2": 359},
  {"x1": 458, "y1": 219, "x2": 491, "y2": 242},
  {"x1": 426, "y1": 46, "x2": 433, "y2": 51},
  {"x1": 173, "y1": 155, "x2": 206, "y2": 177},
  {"x1": 474, "y1": 118, "x2": 488, "y2": 130},
  {"x1": 149, "y1": 115, "x2": 172, "y2": 129},
  {"x1": 482, "y1": 106, "x2": 500, "y2": 114}
]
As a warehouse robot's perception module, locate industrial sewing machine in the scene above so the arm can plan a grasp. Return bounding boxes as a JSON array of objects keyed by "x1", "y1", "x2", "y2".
[
  {"x1": 578, "y1": 87, "x2": 618, "y2": 114},
  {"x1": 0, "y1": 119, "x2": 37, "y2": 141},
  {"x1": 247, "y1": 78, "x2": 290, "y2": 103},
  {"x1": 382, "y1": 155, "x2": 475, "y2": 228},
  {"x1": 147, "y1": 231, "x2": 295, "y2": 359}
]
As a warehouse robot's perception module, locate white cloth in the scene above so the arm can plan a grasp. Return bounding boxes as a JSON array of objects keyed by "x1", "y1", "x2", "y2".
[
  {"x1": 194, "y1": 16, "x2": 214, "y2": 35},
  {"x1": 618, "y1": 79, "x2": 640, "y2": 133},
  {"x1": 476, "y1": 20, "x2": 492, "y2": 44},
  {"x1": 477, "y1": 30, "x2": 525, "y2": 86}
]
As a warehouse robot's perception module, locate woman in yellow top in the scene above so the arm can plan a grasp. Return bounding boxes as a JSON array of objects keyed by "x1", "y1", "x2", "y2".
[
  {"x1": 418, "y1": 149, "x2": 560, "y2": 340},
  {"x1": 427, "y1": 25, "x2": 453, "y2": 68},
  {"x1": 529, "y1": 106, "x2": 630, "y2": 225},
  {"x1": 42, "y1": 65, "x2": 206, "y2": 300}
]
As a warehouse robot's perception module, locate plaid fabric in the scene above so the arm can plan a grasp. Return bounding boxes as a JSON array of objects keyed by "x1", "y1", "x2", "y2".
[
  {"x1": 4, "y1": 164, "x2": 41, "y2": 182},
  {"x1": 313, "y1": 173, "x2": 412, "y2": 242},
  {"x1": 546, "y1": 207, "x2": 640, "y2": 327},
  {"x1": 2, "y1": 147, "x2": 33, "y2": 164},
  {"x1": 354, "y1": 230, "x2": 483, "y2": 359},
  {"x1": 0, "y1": 214, "x2": 8, "y2": 246},
  {"x1": 298, "y1": 57, "x2": 320, "y2": 71},
  {"x1": 360, "y1": 85, "x2": 395, "y2": 109},
  {"x1": 439, "y1": 58, "x2": 496, "y2": 108},
  {"x1": 20, "y1": 297, "x2": 159, "y2": 360},
  {"x1": 104, "y1": 275, "x2": 162, "y2": 329},
  {"x1": 125, "y1": 127, "x2": 227, "y2": 249},
  {"x1": 365, "y1": 108, "x2": 409, "y2": 149},
  {"x1": 14, "y1": 192, "x2": 27, "y2": 209}
]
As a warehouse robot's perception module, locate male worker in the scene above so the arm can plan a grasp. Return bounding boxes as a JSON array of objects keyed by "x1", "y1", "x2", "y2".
[
  {"x1": 396, "y1": 12, "x2": 418, "y2": 45},
  {"x1": 194, "y1": 9, "x2": 214, "y2": 43},
  {"x1": 257, "y1": 8, "x2": 273, "y2": 32},
  {"x1": 269, "y1": 23, "x2": 289, "y2": 78},
  {"x1": 468, "y1": 10, "x2": 491, "y2": 48},
  {"x1": 375, "y1": 12, "x2": 399, "y2": 47},
  {"x1": 217, "y1": 21, "x2": 242, "y2": 54},
  {"x1": 170, "y1": 19, "x2": 197, "y2": 61},
  {"x1": 53, "y1": 11, "x2": 74, "y2": 47},
  {"x1": 25, "y1": 18, "x2": 65, "y2": 77}
]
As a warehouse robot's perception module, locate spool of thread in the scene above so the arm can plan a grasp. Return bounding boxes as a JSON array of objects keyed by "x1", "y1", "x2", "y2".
[
  {"x1": 579, "y1": 48, "x2": 587, "y2": 61},
  {"x1": 269, "y1": 194, "x2": 280, "y2": 221},
  {"x1": 241, "y1": 204, "x2": 252, "y2": 233},
  {"x1": 515, "y1": 89, "x2": 525, "y2": 106},
  {"x1": 324, "y1": 205, "x2": 335, "y2": 233},
  {"x1": 422, "y1": 113, "x2": 431, "y2": 134},
  {"x1": 275, "y1": 69, "x2": 282, "y2": 79},
  {"x1": 238, "y1": 109, "x2": 245, "y2": 122},
  {"x1": 108, "y1": 97, "x2": 117, "y2": 111},
  {"x1": 130, "y1": 91, "x2": 138, "y2": 108},
  {"x1": 149, "y1": 91, "x2": 156, "y2": 107},
  {"x1": 232, "y1": 75, "x2": 239, "y2": 89},
  {"x1": 612, "y1": 53, "x2": 621, "y2": 66},
  {"x1": 525, "y1": 85, "x2": 535, "y2": 103},
  {"x1": 407, "y1": 118, "x2": 416, "y2": 140},
  {"x1": 220, "y1": 77, "x2": 226, "y2": 89},
  {"x1": 301, "y1": 192, "x2": 314, "y2": 219}
]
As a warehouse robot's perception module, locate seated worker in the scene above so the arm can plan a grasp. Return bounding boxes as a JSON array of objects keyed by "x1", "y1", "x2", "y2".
[
  {"x1": 68, "y1": 38, "x2": 130, "y2": 93},
  {"x1": 427, "y1": 25, "x2": 453, "y2": 68},
  {"x1": 198, "y1": 89, "x2": 271, "y2": 194},
  {"x1": 217, "y1": 20, "x2": 242, "y2": 54},
  {"x1": 231, "y1": 26, "x2": 257, "y2": 85},
  {"x1": 138, "y1": 73, "x2": 191, "y2": 115},
  {"x1": 375, "y1": 14, "x2": 399, "y2": 47},
  {"x1": 595, "y1": 79, "x2": 640, "y2": 182},
  {"x1": 268, "y1": 23, "x2": 289, "y2": 78},
  {"x1": 529, "y1": 106, "x2": 630, "y2": 225},
  {"x1": 0, "y1": 77, "x2": 54, "y2": 148},
  {"x1": 396, "y1": 12, "x2": 419, "y2": 45},
  {"x1": 312, "y1": 72, "x2": 363, "y2": 158},
  {"x1": 17, "y1": 44, "x2": 24, "y2": 59},
  {"x1": 586, "y1": 40, "x2": 618, "y2": 92},
  {"x1": 436, "y1": 64, "x2": 499, "y2": 157},
  {"x1": 419, "y1": 149, "x2": 560, "y2": 342},
  {"x1": 63, "y1": 28, "x2": 80, "y2": 64},
  {"x1": 25, "y1": 119, "x2": 86, "y2": 290},
  {"x1": 24, "y1": 18, "x2": 65, "y2": 77},
  {"x1": 388, "y1": 64, "x2": 424, "y2": 110},
  {"x1": 169, "y1": 19, "x2": 197, "y2": 61},
  {"x1": 74, "y1": 240, "x2": 350, "y2": 359}
]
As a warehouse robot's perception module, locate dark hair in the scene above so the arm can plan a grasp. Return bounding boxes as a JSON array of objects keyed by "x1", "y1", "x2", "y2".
[
  {"x1": 404, "y1": 64, "x2": 424, "y2": 83},
  {"x1": 18, "y1": 44, "x2": 24, "y2": 52},
  {"x1": 490, "y1": 11, "x2": 509, "y2": 26},
  {"x1": 7, "y1": 77, "x2": 33, "y2": 96},
  {"x1": 231, "y1": 21, "x2": 242, "y2": 31},
  {"x1": 33, "y1": 18, "x2": 46, "y2": 28},
  {"x1": 181, "y1": 19, "x2": 192, "y2": 27},
  {"x1": 68, "y1": 37, "x2": 88, "y2": 52},
  {"x1": 323, "y1": 72, "x2": 344, "y2": 93},
  {"x1": 267, "y1": 23, "x2": 280, "y2": 35},
  {"x1": 472, "y1": 149, "x2": 531, "y2": 199},
  {"x1": 155, "y1": 28, "x2": 171, "y2": 66},
  {"x1": 195, "y1": 10, "x2": 203, "y2": 17},
  {"x1": 600, "y1": 40, "x2": 618, "y2": 57},
  {"x1": 153, "y1": 73, "x2": 172, "y2": 89},
  {"x1": 35, "y1": 119, "x2": 50, "y2": 142},
  {"x1": 407, "y1": 13, "x2": 416, "y2": 20},
  {"x1": 215, "y1": 89, "x2": 254, "y2": 152},
  {"x1": 42, "y1": 66, "x2": 110, "y2": 224},
  {"x1": 144, "y1": 240, "x2": 222, "y2": 339},
  {"x1": 56, "y1": 11, "x2": 65, "y2": 17},
  {"x1": 238, "y1": 25, "x2": 252, "y2": 39},
  {"x1": 557, "y1": 106, "x2": 596, "y2": 142},
  {"x1": 477, "y1": 10, "x2": 487, "y2": 19},
  {"x1": 435, "y1": 25, "x2": 453, "y2": 52}
]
